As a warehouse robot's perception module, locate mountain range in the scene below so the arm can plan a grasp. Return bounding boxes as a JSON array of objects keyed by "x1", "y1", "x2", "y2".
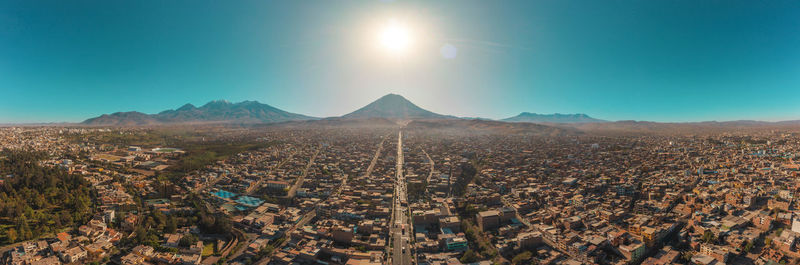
[
  {"x1": 82, "y1": 100, "x2": 315, "y2": 126},
  {"x1": 64, "y1": 93, "x2": 800, "y2": 135},
  {"x1": 502, "y1": 112, "x2": 606, "y2": 123},
  {"x1": 82, "y1": 94, "x2": 599, "y2": 126}
]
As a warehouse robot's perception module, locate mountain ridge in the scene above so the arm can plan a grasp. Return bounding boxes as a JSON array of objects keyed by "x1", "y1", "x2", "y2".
[
  {"x1": 502, "y1": 112, "x2": 606, "y2": 123},
  {"x1": 77, "y1": 94, "x2": 800, "y2": 128},
  {"x1": 82, "y1": 100, "x2": 316, "y2": 126}
]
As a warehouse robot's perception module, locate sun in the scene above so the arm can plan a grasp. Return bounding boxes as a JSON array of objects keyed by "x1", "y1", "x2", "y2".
[{"x1": 377, "y1": 19, "x2": 413, "y2": 56}]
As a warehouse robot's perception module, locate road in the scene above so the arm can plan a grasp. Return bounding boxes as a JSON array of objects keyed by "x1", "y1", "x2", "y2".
[
  {"x1": 253, "y1": 211, "x2": 317, "y2": 265},
  {"x1": 365, "y1": 138, "x2": 386, "y2": 179},
  {"x1": 421, "y1": 149, "x2": 434, "y2": 195},
  {"x1": 390, "y1": 131, "x2": 413, "y2": 265},
  {"x1": 230, "y1": 147, "x2": 320, "y2": 263},
  {"x1": 244, "y1": 149, "x2": 296, "y2": 194},
  {"x1": 286, "y1": 146, "x2": 322, "y2": 198},
  {"x1": 254, "y1": 139, "x2": 385, "y2": 265}
]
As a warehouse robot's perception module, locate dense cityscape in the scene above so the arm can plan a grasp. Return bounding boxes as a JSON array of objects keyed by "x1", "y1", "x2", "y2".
[
  {"x1": 2, "y1": 124, "x2": 800, "y2": 265},
  {"x1": 4, "y1": 1, "x2": 800, "y2": 265}
]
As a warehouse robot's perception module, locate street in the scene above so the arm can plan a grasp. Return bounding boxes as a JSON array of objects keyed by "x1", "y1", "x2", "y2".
[{"x1": 390, "y1": 131, "x2": 413, "y2": 265}]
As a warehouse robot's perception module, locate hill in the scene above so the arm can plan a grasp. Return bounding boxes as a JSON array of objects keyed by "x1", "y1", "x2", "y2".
[{"x1": 341, "y1": 94, "x2": 453, "y2": 120}]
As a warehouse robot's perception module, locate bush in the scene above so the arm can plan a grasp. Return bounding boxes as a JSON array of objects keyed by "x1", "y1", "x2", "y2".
[
  {"x1": 460, "y1": 249, "x2": 479, "y2": 263},
  {"x1": 512, "y1": 251, "x2": 532, "y2": 265},
  {"x1": 179, "y1": 234, "x2": 199, "y2": 247}
]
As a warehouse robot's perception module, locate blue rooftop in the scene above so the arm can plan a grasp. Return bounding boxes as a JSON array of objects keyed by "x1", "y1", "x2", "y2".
[
  {"x1": 235, "y1": 195, "x2": 264, "y2": 207},
  {"x1": 212, "y1": 190, "x2": 237, "y2": 199}
]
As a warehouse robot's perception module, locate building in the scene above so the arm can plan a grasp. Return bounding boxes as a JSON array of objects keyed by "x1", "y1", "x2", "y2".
[
  {"x1": 59, "y1": 246, "x2": 87, "y2": 263},
  {"x1": 476, "y1": 210, "x2": 500, "y2": 231},
  {"x1": 445, "y1": 237, "x2": 468, "y2": 252},
  {"x1": 266, "y1": 180, "x2": 290, "y2": 190}
]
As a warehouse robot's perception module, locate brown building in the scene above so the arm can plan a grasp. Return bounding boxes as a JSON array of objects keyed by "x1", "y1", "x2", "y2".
[{"x1": 476, "y1": 210, "x2": 500, "y2": 231}]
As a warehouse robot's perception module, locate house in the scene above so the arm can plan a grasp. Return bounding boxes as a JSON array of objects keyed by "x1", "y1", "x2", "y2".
[
  {"x1": 30, "y1": 256, "x2": 62, "y2": 265},
  {"x1": 59, "y1": 246, "x2": 87, "y2": 263},
  {"x1": 120, "y1": 253, "x2": 145, "y2": 265}
]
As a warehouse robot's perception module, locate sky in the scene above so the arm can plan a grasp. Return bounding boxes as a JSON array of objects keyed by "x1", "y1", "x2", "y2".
[{"x1": 2, "y1": 0, "x2": 800, "y2": 123}]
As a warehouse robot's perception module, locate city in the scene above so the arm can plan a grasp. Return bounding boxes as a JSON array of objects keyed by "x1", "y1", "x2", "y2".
[
  {"x1": 3, "y1": 1, "x2": 800, "y2": 265},
  {"x1": 3, "y1": 122, "x2": 800, "y2": 265}
]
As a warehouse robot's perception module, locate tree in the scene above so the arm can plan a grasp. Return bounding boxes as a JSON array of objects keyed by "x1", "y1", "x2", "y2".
[
  {"x1": 0, "y1": 150, "x2": 96, "y2": 243},
  {"x1": 165, "y1": 216, "x2": 177, "y2": 234},
  {"x1": 460, "y1": 249, "x2": 479, "y2": 264},
  {"x1": 256, "y1": 244, "x2": 275, "y2": 259},
  {"x1": 134, "y1": 227, "x2": 147, "y2": 243},
  {"x1": 179, "y1": 234, "x2": 199, "y2": 248},
  {"x1": 680, "y1": 251, "x2": 694, "y2": 263},
  {"x1": 6, "y1": 228, "x2": 17, "y2": 243},
  {"x1": 512, "y1": 251, "x2": 532, "y2": 265},
  {"x1": 702, "y1": 230, "x2": 715, "y2": 244},
  {"x1": 744, "y1": 240, "x2": 754, "y2": 253}
]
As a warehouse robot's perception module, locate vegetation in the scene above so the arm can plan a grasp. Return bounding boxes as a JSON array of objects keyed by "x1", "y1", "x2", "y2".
[
  {"x1": 407, "y1": 181, "x2": 427, "y2": 201},
  {"x1": 202, "y1": 242, "x2": 216, "y2": 257},
  {"x1": 460, "y1": 249, "x2": 479, "y2": 263},
  {"x1": 117, "y1": 193, "x2": 231, "y2": 251},
  {"x1": 0, "y1": 150, "x2": 96, "y2": 245},
  {"x1": 179, "y1": 234, "x2": 199, "y2": 247},
  {"x1": 163, "y1": 140, "x2": 276, "y2": 182},
  {"x1": 70, "y1": 128, "x2": 277, "y2": 181},
  {"x1": 190, "y1": 198, "x2": 233, "y2": 235},
  {"x1": 743, "y1": 240, "x2": 754, "y2": 253},
  {"x1": 701, "y1": 230, "x2": 715, "y2": 244},
  {"x1": 252, "y1": 244, "x2": 275, "y2": 261},
  {"x1": 459, "y1": 220, "x2": 498, "y2": 262},
  {"x1": 67, "y1": 129, "x2": 195, "y2": 147},
  {"x1": 512, "y1": 251, "x2": 533, "y2": 265},
  {"x1": 452, "y1": 162, "x2": 477, "y2": 197},
  {"x1": 123, "y1": 210, "x2": 179, "y2": 248}
]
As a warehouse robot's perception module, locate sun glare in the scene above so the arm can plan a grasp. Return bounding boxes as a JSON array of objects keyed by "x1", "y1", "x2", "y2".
[{"x1": 377, "y1": 19, "x2": 413, "y2": 56}]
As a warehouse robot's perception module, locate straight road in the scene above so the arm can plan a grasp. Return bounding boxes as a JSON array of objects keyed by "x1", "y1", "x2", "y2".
[
  {"x1": 390, "y1": 131, "x2": 412, "y2": 265},
  {"x1": 253, "y1": 211, "x2": 316, "y2": 265},
  {"x1": 365, "y1": 138, "x2": 386, "y2": 179},
  {"x1": 244, "y1": 149, "x2": 296, "y2": 194},
  {"x1": 286, "y1": 146, "x2": 322, "y2": 198},
  {"x1": 232, "y1": 146, "x2": 319, "y2": 263},
  {"x1": 255, "y1": 139, "x2": 385, "y2": 265},
  {"x1": 422, "y1": 149, "x2": 434, "y2": 195}
]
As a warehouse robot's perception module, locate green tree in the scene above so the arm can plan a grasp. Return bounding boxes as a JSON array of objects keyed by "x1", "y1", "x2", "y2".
[
  {"x1": 701, "y1": 230, "x2": 715, "y2": 244},
  {"x1": 460, "y1": 249, "x2": 479, "y2": 263},
  {"x1": 744, "y1": 240, "x2": 754, "y2": 253},
  {"x1": 512, "y1": 251, "x2": 532, "y2": 265},
  {"x1": 179, "y1": 234, "x2": 199, "y2": 248},
  {"x1": 134, "y1": 227, "x2": 147, "y2": 243},
  {"x1": 6, "y1": 228, "x2": 17, "y2": 243},
  {"x1": 165, "y1": 216, "x2": 177, "y2": 234}
]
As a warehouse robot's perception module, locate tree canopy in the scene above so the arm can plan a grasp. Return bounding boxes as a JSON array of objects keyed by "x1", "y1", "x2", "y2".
[{"x1": 0, "y1": 149, "x2": 96, "y2": 245}]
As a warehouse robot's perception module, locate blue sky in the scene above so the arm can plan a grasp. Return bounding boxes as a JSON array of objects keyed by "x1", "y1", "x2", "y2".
[{"x1": 2, "y1": 0, "x2": 800, "y2": 123}]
